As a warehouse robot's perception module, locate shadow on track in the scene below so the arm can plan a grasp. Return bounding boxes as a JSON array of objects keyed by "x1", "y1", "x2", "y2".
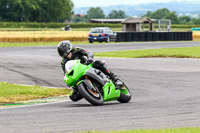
[{"x1": 65, "y1": 100, "x2": 132, "y2": 108}]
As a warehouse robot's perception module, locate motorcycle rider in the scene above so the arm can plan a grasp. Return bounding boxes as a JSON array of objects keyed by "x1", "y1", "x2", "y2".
[{"x1": 57, "y1": 40, "x2": 119, "y2": 101}]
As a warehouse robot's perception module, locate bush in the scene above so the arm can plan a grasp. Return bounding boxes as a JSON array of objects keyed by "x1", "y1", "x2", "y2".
[
  {"x1": 1, "y1": 22, "x2": 199, "y2": 31},
  {"x1": 171, "y1": 24, "x2": 200, "y2": 28},
  {"x1": 0, "y1": 22, "x2": 122, "y2": 29}
]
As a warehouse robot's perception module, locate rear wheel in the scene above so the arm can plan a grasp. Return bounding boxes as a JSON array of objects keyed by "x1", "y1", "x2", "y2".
[
  {"x1": 89, "y1": 40, "x2": 93, "y2": 43},
  {"x1": 117, "y1": 84, "x2": 132, "y2": 103},
  {"x1": 77, "y1": 80, "x2": 103, "y2": 106}
]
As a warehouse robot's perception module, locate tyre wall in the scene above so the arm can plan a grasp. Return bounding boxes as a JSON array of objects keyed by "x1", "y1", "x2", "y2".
[{"x1": 116, "y1": 32, "x2": 193, "y2": 42}]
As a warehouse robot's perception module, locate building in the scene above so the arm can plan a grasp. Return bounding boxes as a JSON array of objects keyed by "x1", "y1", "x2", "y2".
[
  {"x1": 89, "y1": 17, "x2": 154, "y2": 32},
  {"x1": 121, "y1": 17, "x2": 154, "y2": 32}
]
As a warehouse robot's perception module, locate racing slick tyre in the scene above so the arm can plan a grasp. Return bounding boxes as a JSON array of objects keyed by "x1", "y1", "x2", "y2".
[
  {"x1": 77, "y1": 81, "x2": 104, "y2": 106},
  {"x1": 117, "y1": 84, "x2": 132, "y2": 103}
]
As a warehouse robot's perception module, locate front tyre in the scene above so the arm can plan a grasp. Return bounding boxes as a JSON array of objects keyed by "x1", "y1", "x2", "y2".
[
  {"x1": 117, "y1": 84, "x2": 132, "y2": 103},
  {"x1": 77, "y1": 82, "x2": 104, "y2": 106}
]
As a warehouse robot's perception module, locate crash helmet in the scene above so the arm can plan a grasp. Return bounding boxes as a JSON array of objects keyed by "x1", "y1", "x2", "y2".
[{"x1": 57, "y1": 40, "x2": 73, "y2": 57}]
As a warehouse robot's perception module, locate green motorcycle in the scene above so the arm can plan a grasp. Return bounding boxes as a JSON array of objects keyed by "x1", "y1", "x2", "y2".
[{"x1": 64, "y1": 60, "x2": 131, "y2": 106}]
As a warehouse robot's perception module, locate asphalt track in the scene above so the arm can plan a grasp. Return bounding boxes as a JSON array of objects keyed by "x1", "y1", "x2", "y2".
[{"x1": 0, "y1": 41, "x2": 200, "y2": 132}]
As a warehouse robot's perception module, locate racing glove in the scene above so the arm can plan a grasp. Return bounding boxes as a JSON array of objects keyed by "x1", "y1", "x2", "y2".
[{"x1": 86, "y1": 59, "x2": 93, "y2": 65}]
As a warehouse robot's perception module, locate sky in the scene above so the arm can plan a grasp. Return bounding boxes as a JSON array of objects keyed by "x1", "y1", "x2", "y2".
[{"x1": 71, "y1": 0, "x2": 197, "y2": 7}]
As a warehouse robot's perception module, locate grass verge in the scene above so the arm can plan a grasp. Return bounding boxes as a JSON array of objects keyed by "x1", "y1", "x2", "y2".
[
  {"x1": 0, "y1": 41, "x2": 94, "y2": 47},
  {"x1": 0, "y1": 82, "x2": 70, "y2": 104},
  {"x1": 84, "y1": 127, "x2": 200, "y2": 133},
  {"x1": 94, "y1": 47, "x2": 200, "y2": 58},
  {"x1": 0, "y1": 42, "x2": 59, "y2": 47},
  {"x1": 0, "y1": 41, "x2": 117, "y2": 47}
]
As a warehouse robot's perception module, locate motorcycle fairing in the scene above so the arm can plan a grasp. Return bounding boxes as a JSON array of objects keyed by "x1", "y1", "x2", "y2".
[
  {"x1": 83, "y1": 67, "x2": 107, "y2": 87},
  {"x1": 80, "y1": 67, "x2": 121, "y2": 101},
  {"x1": 102, "y1": 81, "x2": 120, "y2": 102},
  {"x1": 64, "y1": 60, "x2": 90, "y2": 86}
]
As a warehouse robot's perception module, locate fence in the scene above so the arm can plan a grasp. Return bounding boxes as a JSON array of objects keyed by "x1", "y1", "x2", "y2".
[{"x1": 116, "y1": 32, "x2": 192, "y2": 42}]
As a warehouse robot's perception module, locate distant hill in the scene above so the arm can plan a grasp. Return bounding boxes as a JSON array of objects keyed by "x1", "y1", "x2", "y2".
[{"x1": 73, "y1": 1, "x2": 200, "y2": 18}]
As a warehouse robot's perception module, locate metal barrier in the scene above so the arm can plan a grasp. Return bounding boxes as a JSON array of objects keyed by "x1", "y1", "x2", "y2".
[{"x1": 116, "y1": 32, "x2": 193, "y2": 42}]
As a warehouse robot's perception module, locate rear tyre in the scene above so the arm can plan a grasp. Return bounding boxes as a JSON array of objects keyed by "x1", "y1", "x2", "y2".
[
  {"x1": 77, "y1": 82, "x2": 104, "y2": 106},
  {"x1": 89, "y1": 40, "x2": 93, "y2": 43},
  {"x1": 117, "y1": 84, "x2": 132, "y2": 103}
]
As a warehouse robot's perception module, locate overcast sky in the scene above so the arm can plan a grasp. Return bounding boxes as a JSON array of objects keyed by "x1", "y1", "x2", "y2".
[{"x1": 71, "y1": 0, "x2": 197, "y2": 7}]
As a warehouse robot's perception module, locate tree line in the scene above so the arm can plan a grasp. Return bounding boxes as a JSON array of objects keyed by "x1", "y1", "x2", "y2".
[
  {"x1": 0, "y1": 0, "x2": 73, "y2": 22},
  {"x1": 142, "y1": 8, "x2": 200, "y2": 24},
  {"x1": 0, "y1": 0, "x2": 200, "y2": 24},
  {"x1": 73, "y1": 7, "x2": 127, "y2": 23},
  {"x1": 0, "y1": 1, "x2": 126, "y2": 23},
  {"x1": 75, "y1": 7, "x2": 200, "y2": 24}
]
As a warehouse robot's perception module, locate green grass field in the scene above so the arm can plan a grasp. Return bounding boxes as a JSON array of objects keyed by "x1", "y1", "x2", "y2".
[
  {"x1": 0, "y1": 41, "x2": 118, "y2": 47},
  {"x1": 1, "y1": 46, "x2": 200, "y2": 104},
  {"x1": 0, "y1": 82, "x2": 70, "y2": 104},
  {"x1": 0, "y1": 27, "x2": 122, "y2": 31},
  {"x1": 1, "y1": 45, "x2": 200, "y2": 132},
  {"x1": 0, "y1": 42, "x2": 58, "y2": 47},
  {"x1": 0, "y1": 41, "x2": 91, "y2": 47},
  {"x1": 94, "y1": 47, "x2": 200, "y2": 58}
]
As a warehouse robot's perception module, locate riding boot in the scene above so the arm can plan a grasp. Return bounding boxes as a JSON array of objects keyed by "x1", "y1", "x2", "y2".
[
  {"x1": 69, "y1": 89, "x2": 83, "y2": 102},
  {"x1": 109, "y1": 71, "x2": 118, "y2": 82},
  {"x1": 109, "y1": 71, "x2": 123, "y2": 87}
]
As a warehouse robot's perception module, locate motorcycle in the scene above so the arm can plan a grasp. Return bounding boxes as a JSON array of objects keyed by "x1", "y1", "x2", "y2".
[
  {"x1": 61, "y1": 25, "x2": 71, "y2": 31},
  {"x1": 64, "y1": 60, "x2": 131, "y2": 106}
]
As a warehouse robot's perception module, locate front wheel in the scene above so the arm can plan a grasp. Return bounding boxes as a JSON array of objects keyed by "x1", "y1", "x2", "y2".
[
  {"x1": 77, "y1": 81, "x2": 104, "y2": 106},
  {"x1": 117, "y1": 84, "x2": 132, "y2": 103}
]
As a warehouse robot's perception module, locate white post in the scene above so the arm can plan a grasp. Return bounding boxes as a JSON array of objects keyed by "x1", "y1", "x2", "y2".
[{"x1": 158, "y1": 20, "x2": 161, "y2": 31}]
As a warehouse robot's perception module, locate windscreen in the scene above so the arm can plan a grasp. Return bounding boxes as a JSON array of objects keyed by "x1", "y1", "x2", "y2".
[
  {"x1": 65, "y1": 60, "x2": 76, "y2": 73},
  {"x1": 90, "y1": 29, "x2": 103, "y2": 33}
]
